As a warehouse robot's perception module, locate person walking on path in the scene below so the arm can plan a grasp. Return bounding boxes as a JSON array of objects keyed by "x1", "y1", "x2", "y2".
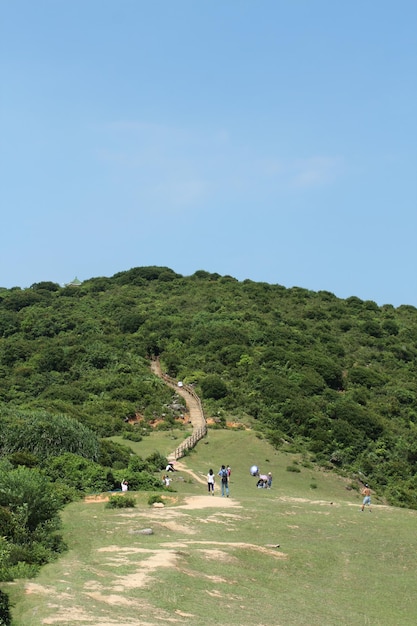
[
  {"x1": 207, "y1": 469, "x2": 215, "y2": 495},
  {"x1": 218, "y1": 465, "x2": 229, "y2": 497},
  {"x1": 361, "y1": 484, "x2": 372, "y2": 512}
]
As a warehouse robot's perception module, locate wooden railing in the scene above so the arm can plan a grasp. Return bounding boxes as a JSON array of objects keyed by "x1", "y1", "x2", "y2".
[
  {"x1": 159, "y1": 372, "x2": 207, "y2": 460},
  {"x1": 173, "y1": 424, "x2": 208, "y2": 460}
]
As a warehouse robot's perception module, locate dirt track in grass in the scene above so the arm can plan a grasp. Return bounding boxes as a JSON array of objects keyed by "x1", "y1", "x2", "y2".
[{"x1": 21, "y1": 494, "x2": 287, "y2": 625}]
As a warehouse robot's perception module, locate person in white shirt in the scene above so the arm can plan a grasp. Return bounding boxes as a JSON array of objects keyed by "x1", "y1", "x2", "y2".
[{"x1": 207, "y1": 469, "x2": 215, "y2": 495}]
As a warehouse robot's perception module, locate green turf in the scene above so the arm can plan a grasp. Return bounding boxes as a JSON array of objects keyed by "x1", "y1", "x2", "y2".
[
  {"x1": 4, "y1": 430, "x2": 417, "y2": 625},
  {"x1": 110, "y1": 428, "x2": 192, "y2": 458}
]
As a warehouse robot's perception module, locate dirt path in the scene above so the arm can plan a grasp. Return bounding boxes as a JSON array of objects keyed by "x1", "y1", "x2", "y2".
[
  {"x1": 150, "y1": 358, "x2": 207, "y2": 462},
  {"x1": 169, "y1": 460, "x2": 207, "y2": 485}
]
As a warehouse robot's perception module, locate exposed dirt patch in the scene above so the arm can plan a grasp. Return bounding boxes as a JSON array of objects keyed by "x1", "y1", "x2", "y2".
[
  {"x1": 176, "y1": 495, "x2": 242, "y2": 509},
  {"x1": 84, "y1": 494, "x2": 110, "y2": 504},
  {"x1": 197, "y1": 548, "x2": 238, "y2": 563},
  {"x1": 162, "y1": 540, "x2": 287, "y2": 559},
  {"x1": 24, "y1": 493, "x2": 288, "y2": 625}
]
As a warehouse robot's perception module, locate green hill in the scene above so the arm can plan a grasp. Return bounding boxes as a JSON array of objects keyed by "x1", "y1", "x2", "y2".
[
  {"x1": 1, "y1": 267, "x2": 416, "y2": 508},
  {"x1": 1, "y1": 266, "x2": 417, "y2": 622}
]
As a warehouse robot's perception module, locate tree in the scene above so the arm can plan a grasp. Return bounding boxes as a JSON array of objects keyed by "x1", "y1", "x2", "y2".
[
  {"x1": 201, "y1": 375, "x2": 228, "y2": 400},
  {"x1": 0, "y1": 466, "x2": 62, "y2": 532}
]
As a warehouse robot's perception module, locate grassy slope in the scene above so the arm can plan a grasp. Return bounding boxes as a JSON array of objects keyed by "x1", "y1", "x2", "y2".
[{"x1": 5, "y1": 430, "x2": 417, "y2": 626}]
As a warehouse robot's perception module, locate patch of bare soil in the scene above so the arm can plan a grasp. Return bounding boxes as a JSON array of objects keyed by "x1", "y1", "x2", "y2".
[
  {"x1": 26, "y1": 494, "x2": 286, "y2": 624},
  {"x1": 162, "y1": 540, "x2": 287, "y2": 560},
  {"x1": 84, "y1": 494, "x2": 110, "y2": 504},
  {"x1": 176, "y1": 495, "x2": 242, "y2": 509}
]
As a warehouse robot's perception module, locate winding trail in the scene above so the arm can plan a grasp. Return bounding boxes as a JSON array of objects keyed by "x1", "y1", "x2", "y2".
[{"x1": 150, "y1": 358, "x2": 207, "y2": 465}]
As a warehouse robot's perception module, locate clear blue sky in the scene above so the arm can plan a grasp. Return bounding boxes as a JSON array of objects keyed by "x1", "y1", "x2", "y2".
[{"x1": 1, "y1": 1, "x2": 416, "y2": 306}]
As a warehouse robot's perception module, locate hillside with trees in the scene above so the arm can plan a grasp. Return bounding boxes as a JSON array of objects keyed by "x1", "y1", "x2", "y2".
[
  {"x1": 1, "y1": 267, "x2": 417, "y2": 507},
  {"x1": 0, "y1": 265, "x2": 417, "y2": 595}
]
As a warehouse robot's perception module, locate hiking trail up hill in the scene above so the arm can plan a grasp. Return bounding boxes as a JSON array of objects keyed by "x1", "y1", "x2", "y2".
[{"x1": 150, "y1": 358, "x2": 207, "y2": 467}]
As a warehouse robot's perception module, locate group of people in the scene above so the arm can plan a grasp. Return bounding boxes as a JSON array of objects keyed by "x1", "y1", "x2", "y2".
[
  {"x1": 126, "y1": 462, "x2": 373, "y2": 512},
  {"x1": 256, "y1": 473, "x2": 272, "y2": 489},
  {"x1": 206, "y1": 465, "x2": 231, "y2": 497},
  {"x1": 161, "y1": 462, "x2": 176, "y2": 487},
  {"x1": 250, "y1": 465, "x2": 272, "y2": 489}
]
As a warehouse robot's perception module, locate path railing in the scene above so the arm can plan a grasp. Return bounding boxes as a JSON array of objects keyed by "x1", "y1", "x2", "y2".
[
  {"x1": 173, "y1": 424, "x2": 208, "y2": 460},
  {"x1": 159, "y1": 372, "x2": 207, "y2": 460}
]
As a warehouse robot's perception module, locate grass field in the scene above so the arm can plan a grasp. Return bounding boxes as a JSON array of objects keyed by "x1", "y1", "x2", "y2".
[{"x1": 4, "y1": 429, "x2": 417, "y2": 625}]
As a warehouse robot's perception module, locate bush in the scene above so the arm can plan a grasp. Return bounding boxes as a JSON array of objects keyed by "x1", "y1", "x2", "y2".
[
  {"x1": 0, "y1": 467, "x2": 63, "y2": 532},
  {"x1": 0, "y1": 410, "x2": 99, "y2": 461},
  {"x1": 105, "y1": 495, "x2": 136, "y2": 509},
  {"x1": 286, "y1": 465, "x2": 301, "y2": 473},
  {"x1": 201, "y1": 375, "x2": 228, "y2": 400},
  {"x1": 148, "y1": 494, "x2": 164, "y2": 506},
  {"x1": 0, "y1": 537, "x2": 12, "y2": 582},
  {"x1": 127, "y1": 456, "x2": 148, "y2": 473},
  {"x1": 122, "y1": 430, "x2": 143, "y2": 443},
  {"x1": 6, "y1": 451, "x2": 39, "y2": 468},
  {"x1": 2, "y1": 561, "x2": 39, "y2": 582},
  {"x1": 126, "y1": 471, "x2": 163, "y2": 491},
  {"x1": 98, "y1": 439, "x2": 132, "y2": 468},
  {"x1": 0, "y1": 508, "x2": 15, "y2": 539},
  {"x1": 145, "y1": 451, "x2": 168, "y2": 472},
  {"x1": 0, "y1": 589, "x2": 11, "y2": 625},
  {"x1": 45, "y1": 453, "x2": 116, "y2": 493}
]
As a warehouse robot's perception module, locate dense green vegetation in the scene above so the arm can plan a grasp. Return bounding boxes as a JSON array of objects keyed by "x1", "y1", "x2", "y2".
[{"x1": 0, "y1": 265, "x2": 417, "y2": 596}]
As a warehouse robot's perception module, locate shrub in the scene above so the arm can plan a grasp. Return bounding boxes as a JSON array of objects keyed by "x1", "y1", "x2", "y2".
[
  {"x1": 6, "y1": 451, "x2": 39, "y2": 468},
  {"x1": 98, "y1": 439, "x2": 132, "y2": 468},
  {"x1": 126, "y1": 471, "x2": 163, "y2": 491},
  {"x1": 105, "y1": 495, "x2": 136, "y2": 509},
  {"x1": 0, "y1": 508, "x2": 15, "y2": 539},
  {"x1": 201, "y1": 375, "x2": 228, "y2": 400},
  {"x1": 148, "y1": 494, "x2": 164, "y2": 506},
  {"x1": 45, "y1": 453, "x2": 116, "y2": 493},
  {"x1": 0, "y1": 537, "x2": 12, "y2": 582},
  {"x1": 122, "y1": 430, "x2": 143, "y2": 443},
  {"x1": 286, "y1": 465, "x2": 301, "y2": 473},
  {"x1": 2, "y1": 561, "x2": 39, "y2": 582},
  {"x1": 0, "y1": 589, "x2": 11, "y2": 625},
  {"x1": 0, "y1": 410, "x2": 99, "y2": 461},
  {"x1": 127, "y1": 456, "x2": 148, "y2": 473},
  {"x1": 145, "y1": 451, "x2": 168, "y2": 472},
  {"x1": 0, "y1": 467, "x2": 63, "y2": 532}
]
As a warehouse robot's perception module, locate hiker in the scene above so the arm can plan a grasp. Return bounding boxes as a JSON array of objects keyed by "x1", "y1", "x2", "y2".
[
  {"x1": 163, "y1": 475, "x2": 171, "y2": 487},
  {"x1": 361, "y1": 484, "x2": 372, "y2": 512},
  {"x1": 227, "y1": 465, "x2": 231, "y2": 478},
  {"x1": 267, "y1": 472, "x2": 272, "y2": 488},
  {"x1": 207, "y1": 469, "x2": 215, "y2": 495},
  {"x1": 121, "y1": 480, "x2": 129, "y2": 492},
  {"x1": 218, "y1": 465, "x2": 229, "y2": 497},
  {"x1": 166, "y1": 462, "x2": 175, "y2": 472},
  {"x1": 256, "y1": 477, "x2": 268, "y2": 488},
  {"x1": 250, "y1": 465, "x2": 259, "y2": 476}
]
